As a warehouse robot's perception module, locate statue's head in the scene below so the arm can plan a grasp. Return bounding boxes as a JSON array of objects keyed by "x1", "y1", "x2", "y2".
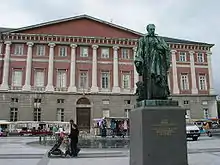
[{"x1": 146, "y1": 24, "x2": 155, "y2": 36}]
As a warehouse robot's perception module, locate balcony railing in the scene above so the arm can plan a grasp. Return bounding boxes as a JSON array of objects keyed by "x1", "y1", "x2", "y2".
[
  {"x1": 121, "y1": 88, "x2": 134, "y2": 94},
  {"x1": 6, "y1": 85, "x2": 135, "y2": 94},
  {"x1": 99, "y1": 88, "x2": 112, "y2": 93},
  {"x1": 77, "y1": 88, "x2": 91, "y2": 93},
  {"x1": 54, "y1": 87, "x2": 68, "y2": 92},
  {"x1": 9, "y1": 86, "x2": 22, "y2": 91},
  {"x1": 32, "y1": 86, "x2": 45, "y2": 92}
]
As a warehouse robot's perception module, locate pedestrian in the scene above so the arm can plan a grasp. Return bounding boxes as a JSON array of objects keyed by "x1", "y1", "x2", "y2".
[
  {"x1": 110, "y1": 119, "x2": 116, "y2": 138},
  {"x1": 68, "y1": 119, "x2": 80, "y2": 157}
]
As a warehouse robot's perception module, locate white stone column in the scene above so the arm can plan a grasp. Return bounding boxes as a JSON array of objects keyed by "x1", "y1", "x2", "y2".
[
  {"x1": 0, "y1": 41, "x2": 11, "y2": 90},
  {"x1": 133, "y1": 47, "x2": 139, "y2": 93},
  {"x1": 45, "y1": 43, "x2": 55, "y2": 91},
  {"x1": 112, "y1": 46, "x2": 120, "y2": 93},
  {"x1": 207, "y1": 51, "x2": 215, "y2": 95},
  {"x1": 171, "y1": 50, "x2": 180, "y2": 94},
  {"x1": 189, "y1": 51, "x2": 198, "y2": 94},
  {"x1": 68, "y1": 44, "x2": 77, "y2": 92},
  {"x1": 91, "y1": 45, "x2": 99, "y2": 93},
  {"x1": 22, "y1": 42, "x2": 34, "y2": 91}
]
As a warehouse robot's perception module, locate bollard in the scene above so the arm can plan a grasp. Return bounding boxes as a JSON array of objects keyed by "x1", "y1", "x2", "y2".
[
  {"x1": 39, "y1": 136, "x2": 42, "y2": 144},
  {"x1": 43, "y1": 135, "x2": 46, "y2": 145}
]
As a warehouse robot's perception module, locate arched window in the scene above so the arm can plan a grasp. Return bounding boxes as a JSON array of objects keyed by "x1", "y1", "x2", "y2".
[{"x1": 76, "y1": 97, "x2": 90, "y2": 105}]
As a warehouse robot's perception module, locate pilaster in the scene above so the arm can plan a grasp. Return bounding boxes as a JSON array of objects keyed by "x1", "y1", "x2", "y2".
[
  {"x1": 171, "y1": 50, "x2": 180, "y2": 94},
  {"x1": 207, "y1": 51, "x2": 215, "y2": 95},
  {"x1": 189, "y1": 51, "x2": 198, "y2": 94},
  {"x1": 112, "y1": 45, "x2": 120, "y2": 93},
  {"x1": 0, "y1": 41, "x2": 11, "y2": 90},
  {"x1": 91, "y1": 45, "x2": 99, "y2": 93},
  {"x1": 45, "y1": 43, "x2": 55, "y2": 92},
  {"x1": 68, "y1": 44, "x2": 77, "y2": 92},
  {"x1": 22, "y1": 42, "x2": 34, "y2": 91}
]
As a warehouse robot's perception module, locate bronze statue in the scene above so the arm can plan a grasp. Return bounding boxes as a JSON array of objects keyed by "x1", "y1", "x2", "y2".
[{"x1": 134, "y1": 24, "x2": 171, "y2": 101}]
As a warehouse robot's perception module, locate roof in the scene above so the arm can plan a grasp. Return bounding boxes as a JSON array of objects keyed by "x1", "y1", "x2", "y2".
[
  {"x1": 0, "y1": 27, "x2": 14, "y2": 33},
  {"x1": 0, "y1": 14, "x2": 214, "y2": 47}
]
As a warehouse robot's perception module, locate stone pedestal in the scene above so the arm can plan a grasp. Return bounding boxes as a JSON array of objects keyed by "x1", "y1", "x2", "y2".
[{"x1": 130, "y1": 100, "x2": 188, "y2": 165}]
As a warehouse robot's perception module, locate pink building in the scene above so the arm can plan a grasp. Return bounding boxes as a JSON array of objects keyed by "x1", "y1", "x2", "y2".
[{"x1": 0, "y1": 15, "x2": 217, "y2": 130}]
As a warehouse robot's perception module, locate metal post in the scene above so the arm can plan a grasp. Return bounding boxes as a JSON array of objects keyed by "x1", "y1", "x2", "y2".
[{"x1": 39, "y1": 135, "x2": 42, "y2": 143}]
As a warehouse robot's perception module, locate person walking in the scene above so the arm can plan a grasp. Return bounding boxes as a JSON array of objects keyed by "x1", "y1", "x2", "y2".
[{"x1": 69, "y1": 119, "x2": 80, "y2": 157}]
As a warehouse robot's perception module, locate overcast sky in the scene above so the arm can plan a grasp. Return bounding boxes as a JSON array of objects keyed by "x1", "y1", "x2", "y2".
[{"x1": 0, "y1": 0, "x2": 219, "y2": 94}]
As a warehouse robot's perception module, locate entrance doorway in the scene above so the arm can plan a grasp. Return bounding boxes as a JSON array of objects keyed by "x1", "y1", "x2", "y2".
[{"x1": 76, "y1": 97, "x2": 91, "y2": 132}]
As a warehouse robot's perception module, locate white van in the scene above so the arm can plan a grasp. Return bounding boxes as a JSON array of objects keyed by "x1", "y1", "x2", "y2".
[{"x1": 186, "y1": 122, "x2": 200, "y2": 141}]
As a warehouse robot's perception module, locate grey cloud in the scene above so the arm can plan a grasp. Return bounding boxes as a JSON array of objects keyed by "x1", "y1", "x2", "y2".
[{"x1": 0, "y1": 0, "x2": 220, "y2": 93}]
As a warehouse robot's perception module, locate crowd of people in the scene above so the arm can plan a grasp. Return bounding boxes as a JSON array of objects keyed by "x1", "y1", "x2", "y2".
[{"x1": 97, "y1": 118, "x2": 129, "y2": 137}]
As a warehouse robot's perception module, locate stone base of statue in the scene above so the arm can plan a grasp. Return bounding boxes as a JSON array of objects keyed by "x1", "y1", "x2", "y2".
[{"x1": 130, "y1": 100, "x2": 188, "y2": 165}]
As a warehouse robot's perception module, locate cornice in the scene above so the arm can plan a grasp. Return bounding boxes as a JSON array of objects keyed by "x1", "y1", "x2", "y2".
[{"x1": 3, "y1": 33, "x2": 211, "y2": 51}]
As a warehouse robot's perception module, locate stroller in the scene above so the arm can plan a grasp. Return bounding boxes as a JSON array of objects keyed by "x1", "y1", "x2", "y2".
[{"x1": 48, "y1": 132, "x2": 71, "y2": 158}]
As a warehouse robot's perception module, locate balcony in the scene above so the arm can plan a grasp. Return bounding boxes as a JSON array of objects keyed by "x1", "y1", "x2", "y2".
[
  {"x1": 77, "y1": 88, "x2": 91, "y2": 93},
  {"x1": 9, "y1": 86, "x2": 22, "y2": 91},
  {"x1": 121, "y1": 88, "x2": 134, "y2": 94},
  {"x1": 54, "y1": 87, "x2": 68, "y2": 92},
  {"x1": 99, "y1": 88, "x2": 112, "y2": 93},
  {"x1": 32, "y1": 86, "x2": 45, "y2": 92}
]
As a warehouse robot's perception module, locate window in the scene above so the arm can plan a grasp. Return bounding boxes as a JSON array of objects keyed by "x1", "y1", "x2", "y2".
[
  {"x1": 199, "y1": 75, "x2": 207, "y2": 90},
  {"x1": 102, "y1": 99, "x2": 110, "y2": 104},
  {"x1": 101, "y1": 48, "x2": 109, "y2": 58},
  {"x1": 34, "y1": 70, "x2": 44, "y2": 87},
  {"x1": 124, "y1": 100, "x2": 131, "y2": 105},
  {"x1": 101, "y1": 72, "x2": 110, "y2": 89},
  {"x1": 185, "y1": 109, "x2": 191, "y2": 119},
  {"x1": 79, "y1": 71, "x2": 88, "y2": 88},
  {"x1": 202, "y1": 101, "x2": 208, "y2": 105},
  {"x1": 124, "y1": 109, "x2": 131, "y2": 118},
  {"x1": 34, "y1": 98, "x2": 41, "y2": 103},
  {"x1": 203, "y1": 108, "x2": 209, "y2": 119},
  {"x1": 179, "y1": 52, "x2": 186, "y2": 62},
  {"x1": 183, "y1": 100, "x2": 189, "y2": 105},
  {"x1": 56, "y1": 70, "x2": 67, "y2": 88},
  {"x1": 57, "y1": 108, "x2": 64, "y2": 122},
  {"x1": 36, "y1": 45, "x2": 45, "y2": 56},
  {"x1": 122, "y1": 73, "x2": 131, "y2": 89},
  {"x1": 121, "y1": 48, "x2": 130, "y2": 59},
  {"x1": 59, "y1": 46, "x2": 67, "y2": 57},
  {"x1": 33, "y1": 108, "x2": 41, "y2": 121},
  {"x1": 102, "y1": 109, "x2": 110, "y2": 118},
  {"x1": 12, "y1": 70, "x2": 22, "y2": 87},
  {"x1": 180, "y1": 74, "x2": 189, "y2": 90},
  {"x1": 80, "y1": 47, "x2": 88, "y2": 57},
  {"x1": 14, "y1": 44, "x2": 24, "y2": 55},
  {"x1": 197, "y1": 53, "x2": 204, "y2": 63},
  {"x1": 10, "y1": 108, "x2": 18, "y2": 122},
  {"x1": 11, "y1": 98, "x2": 18, "y2": 102},
  {"x1": 57, "y1": 99, "x2": 65, "y2": 103}
]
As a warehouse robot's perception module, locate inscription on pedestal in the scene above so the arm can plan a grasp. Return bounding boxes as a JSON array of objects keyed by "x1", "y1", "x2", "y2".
[{"x1": 152, "y1": 119, "x2": 178, "y2": 136}]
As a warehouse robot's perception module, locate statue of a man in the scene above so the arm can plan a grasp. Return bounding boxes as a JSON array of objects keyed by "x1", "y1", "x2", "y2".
[{"x1": 134, "y1": 24, "x2": 171, "y2": 101}]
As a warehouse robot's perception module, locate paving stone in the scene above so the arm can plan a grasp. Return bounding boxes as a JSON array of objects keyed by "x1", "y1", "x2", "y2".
[{"x1": 0, "y1": 136, "x2": 220, "y2": 165}]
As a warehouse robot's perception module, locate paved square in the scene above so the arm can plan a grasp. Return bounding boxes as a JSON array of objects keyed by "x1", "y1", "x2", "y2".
[{"x1": 0, "y1": 136, "x2": 220, "y2": 165}]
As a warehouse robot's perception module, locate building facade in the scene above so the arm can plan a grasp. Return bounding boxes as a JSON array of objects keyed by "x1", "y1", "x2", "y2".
[{"x1": 0, "y1": 15, "x2": 218, "y2": 130}]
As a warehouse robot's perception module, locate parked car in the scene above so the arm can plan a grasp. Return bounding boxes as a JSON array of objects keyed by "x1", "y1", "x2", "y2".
[
  {"x1": 0, "y1": 131, "x2": 8, "y2": 137},
  {"x1": 186, "y1": 123, "x2": 200, "y2": 141}
]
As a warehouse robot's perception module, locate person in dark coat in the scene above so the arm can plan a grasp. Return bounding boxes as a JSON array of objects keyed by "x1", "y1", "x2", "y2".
[{"x1": 69, "y1": 119, "x2": 80, "y2": 157}]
